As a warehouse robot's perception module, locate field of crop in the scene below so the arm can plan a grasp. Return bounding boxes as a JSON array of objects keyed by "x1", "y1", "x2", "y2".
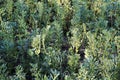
[{"x1": 0, "y1": 0, "x2": 120, "y2": 80}]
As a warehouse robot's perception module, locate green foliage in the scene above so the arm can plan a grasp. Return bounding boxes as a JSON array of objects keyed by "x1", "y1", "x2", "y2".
[
  {"x1": 68, "y1": 54, "x2": 80, "y2": 71},
  {"x1": 0, "y1": 0, "x2": 120, "y2": 80}
]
